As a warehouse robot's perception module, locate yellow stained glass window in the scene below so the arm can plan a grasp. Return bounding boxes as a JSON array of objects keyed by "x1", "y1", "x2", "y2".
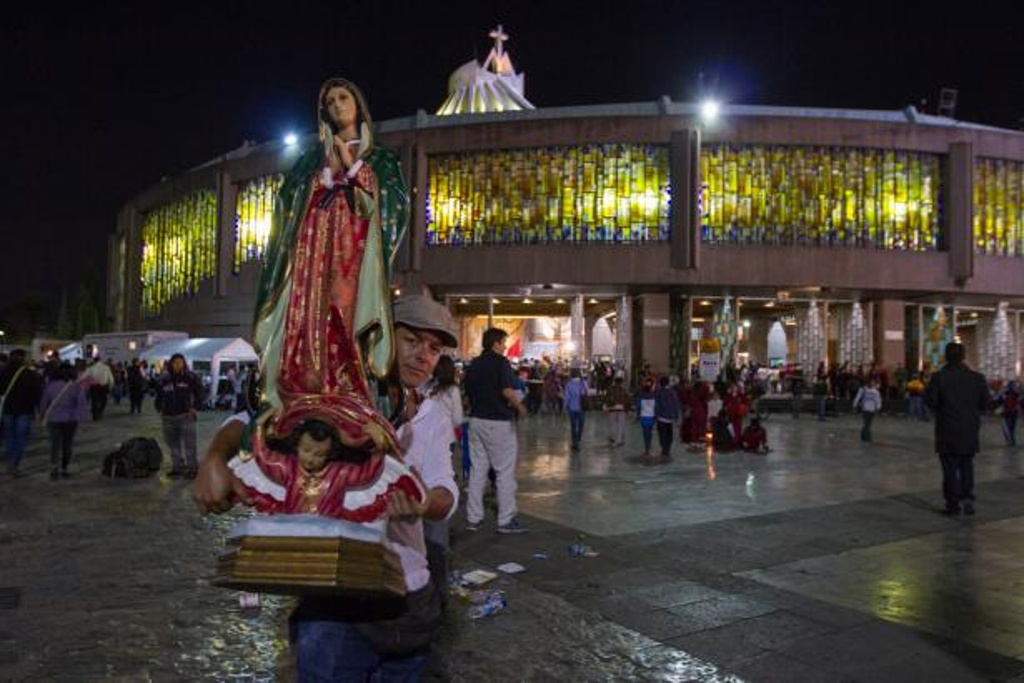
[
  {"x1": 700, "y1": 145, "x2": 941, "y2": 250},
  {"x1": 234, "y1": 174, "x2": 283, "y2": 272},
  {"x1": 426, "y1": 145, "x2": 670, "y2": 244},
  {"x1": 974, "y1": 158, "x2": 1024, "y2": 256},
  {"x1": 140, "y1": 189, "x2": 217, "y2": 317}
]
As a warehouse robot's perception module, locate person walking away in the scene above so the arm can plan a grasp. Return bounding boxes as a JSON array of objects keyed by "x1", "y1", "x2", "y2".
[
  {"x1": 127, "y1": 358, "x2": 147, "y2": 414},
  {"x1": 463, "y1": 327, "x2": 529, "y2": 533},
  {"x1": 84, "y1": 357, "x2": 114, "y2": 421},
  {"x1": 653, "y1": 376, "x2": 681, "y2": 463},
  {"x1": 789, "y1": 366, "x2": 805, "y2": 418},
  {"x1": 853, "y1": 379, "x2": 882, "y2": 442},
  {"x1": 997, "y1": 380, "x2": 1020, "y2": 446},
  {"x1": 563, "y1": 368, "x2": 588, "y2": 451},
  {"x1": 925, "y1": 342, "x2": 990, "y2": 516},
  {"x1": 635, "y1": 378, "x2": 657, "y2": 459},
  {"x1": 38, "y1": 362, "x2": 88, "y2": 479},
  {"x1": 812, "y1": 375, "x2": 829, "y2": 421},
  {"x1": 0, "y1": 349, "x2": 43, "y2": 477},
  {"x1": 155, "y1": 353, "x2": 204, "y2": 479},
  {"x1": 604, "y1": 376, "x2": 629, "y2": 447}
]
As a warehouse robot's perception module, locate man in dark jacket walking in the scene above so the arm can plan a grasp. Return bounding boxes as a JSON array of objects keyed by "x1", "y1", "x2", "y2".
[
  {"x1": 1, "y1": 349, "x2": 44, "y2": 477},
  {"x1": 925, "y1": 342, "x2": 990, "y2": 516},
  {"x1": 155, "y1": 353, "x2": 204, "y2": 479}
]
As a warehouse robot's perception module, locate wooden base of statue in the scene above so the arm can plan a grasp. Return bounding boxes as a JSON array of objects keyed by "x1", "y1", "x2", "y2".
[{"x1": 212, "y1": 515, "x2": 406, "y2": 599}]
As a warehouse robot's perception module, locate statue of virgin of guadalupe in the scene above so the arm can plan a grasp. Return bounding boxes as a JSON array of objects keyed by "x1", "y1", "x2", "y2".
[{"x1": 240, "y1": 77, "x2": 412, "y2": 512}]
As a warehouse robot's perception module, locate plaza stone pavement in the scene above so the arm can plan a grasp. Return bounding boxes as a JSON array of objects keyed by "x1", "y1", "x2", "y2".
[{"x1": 5, "y1": 405, "x2": 1024, "y2": 681}]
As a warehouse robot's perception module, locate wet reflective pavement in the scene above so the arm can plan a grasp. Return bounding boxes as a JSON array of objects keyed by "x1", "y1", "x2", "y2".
[{"x1": 3, "y1": 404, "x2": 1024, "y2": 680}]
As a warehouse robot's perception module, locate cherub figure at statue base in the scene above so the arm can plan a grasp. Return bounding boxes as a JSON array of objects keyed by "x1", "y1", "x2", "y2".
[{"x1": 228, "y1": 397, "x2": 425, "y2": 525}]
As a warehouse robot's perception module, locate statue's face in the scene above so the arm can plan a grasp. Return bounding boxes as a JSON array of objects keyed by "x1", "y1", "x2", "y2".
[
  {"x1": 297, "y1": 433, "x2": 332, "y2": 474},
  {"x1": 323, "y1": 85, "x2": 358, "y2": 132}
]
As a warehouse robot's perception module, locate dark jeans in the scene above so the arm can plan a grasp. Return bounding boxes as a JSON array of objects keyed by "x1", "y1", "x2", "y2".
[
  {"x1": 129, "y1": 389, "x2": 145, "y2": 414},
  {"x1": 640, "y1": 418, "x2": 654, "y2": 454},
  {"x1": 47, "y1": 421, "x2": 77, "y2": 471},
  {"x1": 860, "y1": 411, "x2": 875, "y2": 442},
  {"x1": 161, "y1": 414, "x2": 198, "y2": 472},
  {"x1": 291, "y1": 618, "x2": 428, "y2": 682},
  {"x1": 3, "y1": 414, "x2": 33, "y2": 471},
  {"x1": 568, "y1": 410, "x2": 584, "y2": 447},
  {"x1": 656, "y1": 420, "x2": 674, "y2": 456},
  {"x1": 939, "y1": 452, "x2": 975, "y2": 509},
  {"x1": 90, "y1": 385, "x2": 110, "y2": 421},
  {"x1": 1002, "y1": 414, "x2": 1018, "y2": 446}
]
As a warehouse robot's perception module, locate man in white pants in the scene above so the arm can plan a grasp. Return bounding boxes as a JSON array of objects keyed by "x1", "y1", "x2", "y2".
[{"x1": 462, "y1": 327, "x2": 528, "y2": 533}]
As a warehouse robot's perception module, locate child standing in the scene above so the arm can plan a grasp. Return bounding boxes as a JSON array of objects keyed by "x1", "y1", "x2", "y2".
[{"x1": 635, "y1": 378, "x2": 657, "y2": 458}]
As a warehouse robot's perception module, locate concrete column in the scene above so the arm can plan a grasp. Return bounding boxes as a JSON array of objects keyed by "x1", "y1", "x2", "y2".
[
  {"x1": 410, "y1": 145, "x2": 428, "y2": 273},
  {"x1": 487, "y1": 296, "x2": 494, "y2": 330},
  {"x1": 822, "y1": 300, "x2": 830, "y2": 370},
  {"x1": 584, "y1": 314, "x2": 598, "y2": 361},
  {"x1": 947, "y1": 142, "x2": 974, "y2": 282},
  {"x1": 639, "y1": 293, "x2": 671, "y2": 375},
  {"x1": 670, "y1": 129, "x2": 701, "y2": 269},
  {"x1": 867, "y1": 302, "x2": 876, "y2": 362},
  {"x1": 874, "y1": 299, "x2": 906, "y2": 370},
  {"x1": 682, "y1": 297, "x2": 694, "y2": 377},
  {"x1": 1017, "y1": 310, "x2": 1022, "y2": 378},
  {"x1": 215, "y1": 169, "x2": 237, "y2": 298},
  {"x1": 615, "y1": 295, "x2": 633, "y2": 381},
  {"x1": 571, "y1": 295, "x2": 585, "y2": 365},
  {"x1": 916, "y1": 305, "x2": 923, "y2": 372},
  {"x1": 122, "y1": 205, "x2": 143, "y2": 330}
]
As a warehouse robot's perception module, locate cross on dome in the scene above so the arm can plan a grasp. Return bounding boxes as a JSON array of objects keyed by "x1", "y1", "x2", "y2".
[{"x1": 489, "y1": 24, "x2": 508, "y2": 56}]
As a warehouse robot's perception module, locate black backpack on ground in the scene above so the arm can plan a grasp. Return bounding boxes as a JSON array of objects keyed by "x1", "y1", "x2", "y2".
[{"x1": 101, "y1": 437, "x2": 163, "y2": 478}]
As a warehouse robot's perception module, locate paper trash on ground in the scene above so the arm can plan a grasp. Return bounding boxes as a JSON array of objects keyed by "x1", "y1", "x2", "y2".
[
  {"x1": 460, "y1": 569, "x2": 498, "y2": 585},
  {"x1": 496, "y1": 562, "x2": 526, "y2": 574}
]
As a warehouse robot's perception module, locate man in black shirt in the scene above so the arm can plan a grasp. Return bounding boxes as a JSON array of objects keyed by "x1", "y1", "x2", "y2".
[{"x1": 462, "y1": 327, "x2": 528, "y2": 533}]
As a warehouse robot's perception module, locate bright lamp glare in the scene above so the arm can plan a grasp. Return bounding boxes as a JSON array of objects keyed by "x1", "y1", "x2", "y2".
[
  {"x1": 701, "y1": 100, "x2": 720, "y2": 121},
  {"x1": 284, "y1": 133, "x2": 298, "y2": 146}
]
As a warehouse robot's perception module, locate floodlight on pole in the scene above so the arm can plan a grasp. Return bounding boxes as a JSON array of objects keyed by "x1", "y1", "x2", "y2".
[
  {"x1": 284, "y1": 133, "x2": 299, "y2": 146},
  {"x1": 700, "y1": 99, "x2": 720, "y2": 122}
]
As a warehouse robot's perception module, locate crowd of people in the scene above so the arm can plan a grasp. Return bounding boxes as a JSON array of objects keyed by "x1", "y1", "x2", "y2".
[{"x1": 0, "y1": 351, "x2": 242, "y2": 481}]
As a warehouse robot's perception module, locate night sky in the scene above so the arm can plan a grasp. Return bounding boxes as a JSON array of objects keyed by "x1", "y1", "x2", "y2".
[{"x1": 2, "y1": 2, "x2": 1020, "y2": 320}]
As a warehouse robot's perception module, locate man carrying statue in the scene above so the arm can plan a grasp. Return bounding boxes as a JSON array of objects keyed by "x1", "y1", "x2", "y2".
[{"x1": 193, "y1": 77, "x2": 458, "y2": 681}]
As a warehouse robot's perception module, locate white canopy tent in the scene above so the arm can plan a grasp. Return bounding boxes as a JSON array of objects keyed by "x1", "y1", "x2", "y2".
[{"x1": 139, "y1": 337, "x2": 258, "y2": 385}]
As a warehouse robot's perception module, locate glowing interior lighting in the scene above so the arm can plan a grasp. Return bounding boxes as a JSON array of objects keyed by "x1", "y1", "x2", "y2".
[
  {"x1": 459, "y1": 297, "x2": 469, "y2": 304},
  {"x1": 588, "y1": 298, "x2": 599, "y2": 304},
  {"x1": 492, "y1": 298, "x2": 500, "y2": 304},
  {"x1": 556, "y1": 298, "x2": 566, "y2": 304}
]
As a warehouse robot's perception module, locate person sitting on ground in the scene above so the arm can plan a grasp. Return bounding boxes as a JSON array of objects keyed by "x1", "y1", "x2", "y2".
[
  {"x1": 740, "y1": 417, "x2": 770, "y2": 454},
  {"x1": 710, "y1": 409, "x2": 735, "y2": 451}
]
